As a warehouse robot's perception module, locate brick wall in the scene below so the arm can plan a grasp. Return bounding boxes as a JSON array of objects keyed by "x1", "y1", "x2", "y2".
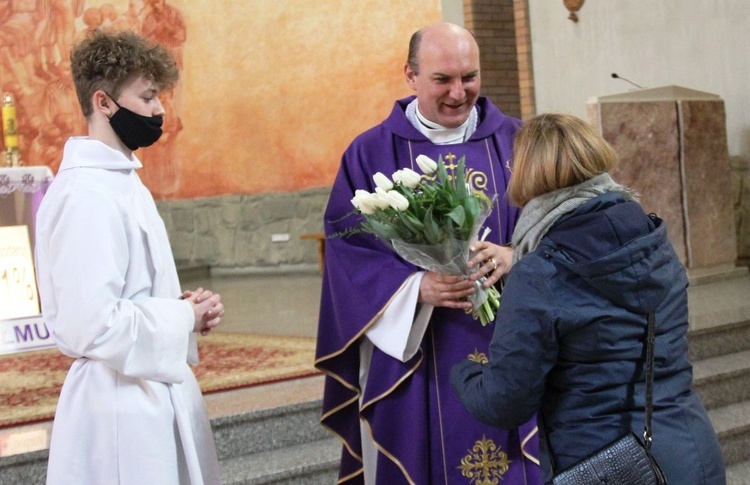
[
  {"x1": 461, "y1": 0, "x2": 535, "y2": 120},
  {"x1": 512, "y1": 0, "x2": 535, "y2": 120},
  {"x1": 463, "y1": 0, "x2": 522, "y2": 119}
]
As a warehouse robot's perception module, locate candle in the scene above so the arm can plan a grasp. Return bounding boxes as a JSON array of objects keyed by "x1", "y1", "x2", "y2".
[{"x1": 2, "y1": 93, "x2": 18, "y2": 151}]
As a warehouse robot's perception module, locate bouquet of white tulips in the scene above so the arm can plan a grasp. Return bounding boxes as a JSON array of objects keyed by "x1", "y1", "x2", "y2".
[{"x1": 347, "y1": 154, "x2": 501, "y2": 326}]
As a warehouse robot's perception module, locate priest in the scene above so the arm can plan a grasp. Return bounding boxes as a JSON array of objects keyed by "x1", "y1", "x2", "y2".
[{"x1": 315, "y1": 22, "x2": 542, "y2": 484}]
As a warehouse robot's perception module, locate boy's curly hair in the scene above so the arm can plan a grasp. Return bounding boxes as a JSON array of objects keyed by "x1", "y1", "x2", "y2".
[{"x1": 71, "y1": 30, "x2": 179, "y2": 117}]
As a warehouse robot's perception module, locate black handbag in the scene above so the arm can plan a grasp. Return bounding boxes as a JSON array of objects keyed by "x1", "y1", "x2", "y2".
[{"x1": 552, "y1": 312, "x2": 668, "y2": 485}]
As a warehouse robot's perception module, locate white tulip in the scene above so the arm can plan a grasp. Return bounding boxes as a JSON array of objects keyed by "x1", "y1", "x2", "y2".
[
  {"x1": 386, "y1": 190, "x2": 410, "y2": 211},
  {"x1": 399, "y1": 168, "x2": 422, "y2": 188},
  {"x1": 350, "y1": 189, "x2": 369, "y2": 209},
  {"x1": 373, "y1": 172, "x2": 394, "y2": 191},
  {"x1": 415, "y1": 154, "x2": 438, "y2": 175},
  {"x1": 361, "y1": 198, "x2": 381, "y2": 214},
  {"x1": 372, "y1": 191, "x2": 391, "y2": 210},
  {"x1": 392, "y1": 170, "x2": 404, "y2": 185},
  {"x1": 351, "y1": 190, "x2": 377, "y2": 214}
]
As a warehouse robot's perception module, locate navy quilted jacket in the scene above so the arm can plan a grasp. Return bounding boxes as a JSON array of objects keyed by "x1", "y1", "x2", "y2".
[{"x1": 452, "y1": 192, "x2": 725, "y2": 484}]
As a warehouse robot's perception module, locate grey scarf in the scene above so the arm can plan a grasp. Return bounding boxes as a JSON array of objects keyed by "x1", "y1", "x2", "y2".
[{"x1": 511, "y1": 173, "x2": 637, "y2": 265}]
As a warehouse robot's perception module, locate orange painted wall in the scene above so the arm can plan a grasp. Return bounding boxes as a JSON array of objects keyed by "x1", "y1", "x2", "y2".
[{"x1": 0, "y1": 0, "x2": 441, "y2": 199}]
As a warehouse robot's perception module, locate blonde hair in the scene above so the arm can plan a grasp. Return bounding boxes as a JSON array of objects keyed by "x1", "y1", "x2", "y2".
[{"x1": 507, "y1": 113, "x2": 619, "y2": 207}]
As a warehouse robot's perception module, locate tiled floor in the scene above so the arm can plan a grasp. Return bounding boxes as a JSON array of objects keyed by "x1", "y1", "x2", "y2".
[
  {"x1": 181, "y1": 269, "x2": 326, "y2": 428},
  {"x1": 181, "y1": 270, "x2": 327, "y2": 430},
  {"x1": 180, "y1": 270, "x2": 323, "y2": 339}
]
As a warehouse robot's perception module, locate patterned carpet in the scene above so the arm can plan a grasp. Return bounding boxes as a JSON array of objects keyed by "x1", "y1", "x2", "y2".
[{"x1": 0, "y1": 332, "x2": 320, "y2": 429}]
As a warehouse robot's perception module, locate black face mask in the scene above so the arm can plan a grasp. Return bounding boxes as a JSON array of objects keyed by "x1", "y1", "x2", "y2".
[{"x1": 106, "y1": 94, "x2": 164, "y2": 151}]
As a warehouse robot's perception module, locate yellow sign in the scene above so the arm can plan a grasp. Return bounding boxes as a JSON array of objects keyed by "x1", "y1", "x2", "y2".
[{"x1": 0, "y1": 225, "x2": 40, "y2": 320}]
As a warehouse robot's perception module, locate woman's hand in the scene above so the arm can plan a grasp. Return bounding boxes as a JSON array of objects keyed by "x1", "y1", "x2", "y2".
[{"x1": 467, "y1": 242, "x2": 513, "y2": 288}]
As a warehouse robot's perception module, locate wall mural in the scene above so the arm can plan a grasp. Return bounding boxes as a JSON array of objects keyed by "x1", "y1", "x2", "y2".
[{"x1": 0, "y1": 0, "x2": 441, "y2": 198}]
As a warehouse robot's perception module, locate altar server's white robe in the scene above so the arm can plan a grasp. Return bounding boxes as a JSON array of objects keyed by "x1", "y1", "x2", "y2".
[{"x1": 35, "y1": 137, "x2": 220, "y2": 485}]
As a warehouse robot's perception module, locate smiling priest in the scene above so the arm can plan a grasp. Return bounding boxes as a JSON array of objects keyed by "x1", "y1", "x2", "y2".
[{"x1": 315, "y1": 22, "x2": 542, "y2": 484}]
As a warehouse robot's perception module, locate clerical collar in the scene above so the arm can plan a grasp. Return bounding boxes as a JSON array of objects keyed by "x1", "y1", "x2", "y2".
[{"x1": 405, "y1": 98, "x2": 478, "y2": 145}]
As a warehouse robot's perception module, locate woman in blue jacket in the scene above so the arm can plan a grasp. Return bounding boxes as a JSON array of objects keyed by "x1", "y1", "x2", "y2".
[{"x1": 451, "y1": 113, "x2": 725, "y2": 484}]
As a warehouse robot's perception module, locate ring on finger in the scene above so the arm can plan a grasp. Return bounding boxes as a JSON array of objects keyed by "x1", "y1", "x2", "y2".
[{"x1": 488, "y1": 258, "x2": 497, "y2": 271}]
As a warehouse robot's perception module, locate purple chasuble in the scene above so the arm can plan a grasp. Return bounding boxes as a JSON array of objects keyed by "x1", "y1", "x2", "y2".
[{"x1": 316, "y1": 96, "x2": 542, "y2": 484}]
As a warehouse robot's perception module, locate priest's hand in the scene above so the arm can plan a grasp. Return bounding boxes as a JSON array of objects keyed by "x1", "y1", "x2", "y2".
[
  {"x1": 418, "y1": 272, "x2": 475, "y2": 309},
  {"x1": 467, "y1": 242, "x2": 513, "y2": 288}
]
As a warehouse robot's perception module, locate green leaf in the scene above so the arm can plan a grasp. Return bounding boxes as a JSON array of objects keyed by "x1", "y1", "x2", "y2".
[
  {"x1": 447, "y1": 205, "x2": 465, "y2": 227},
  {"x1": 436, "y1": 154, "x2": 449, "y2": 185},
  {"x1": 455, "y1": 156, "x2": 468, "y2": 199},
  {"x1": 460, "y1": 196, "x2": 481, "y2": 238},
  {"x1": 396, "y1": 211, "x2": 425, "y2": 243},
  {"x1": 367, "y1": 219, "x2": 400, "y2": 240},
  {"x1": 423, "y1": 206, "x2": 441, "y2": 244}
]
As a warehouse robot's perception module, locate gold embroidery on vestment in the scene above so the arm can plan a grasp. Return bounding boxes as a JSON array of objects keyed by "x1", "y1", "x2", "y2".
[
  {"x1": 459, "y1": 435, "x2": 511, "y2": 484},
  {"x1": 466, "y1": 168, "x2": 488, "y2": 192},
  {"x1": 419, "y1": 152, "x2": 491, "y2": 199},
  {"x1": 467, "y1": 349, "x2": 488, "y2": 364}
]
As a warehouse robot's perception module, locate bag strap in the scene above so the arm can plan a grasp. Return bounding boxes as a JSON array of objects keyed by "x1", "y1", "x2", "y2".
[{"x1": 644, "y1": 311, "x2": 656, "y2": 451}]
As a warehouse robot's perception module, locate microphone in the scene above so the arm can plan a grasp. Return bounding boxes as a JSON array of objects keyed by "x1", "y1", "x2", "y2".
[{"x1": 611, "y1": 73, "x2": 644, "y2": 90}]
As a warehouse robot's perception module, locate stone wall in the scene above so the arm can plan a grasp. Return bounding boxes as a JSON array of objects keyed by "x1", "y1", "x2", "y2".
[
  {"x1": 156, "y1": 161, "x2": 750, "y2": 272},
  {"x1": 156, "y1": 187, "x2": 330, "y2": 272},
  {"x1": 731, "y1": 156, "x2": 750, "y2": 267}
]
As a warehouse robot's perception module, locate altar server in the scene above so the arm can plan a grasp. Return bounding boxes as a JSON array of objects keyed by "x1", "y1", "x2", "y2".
[{"x1": 35, "y1": 30, "x2": 224, "y2": 485}]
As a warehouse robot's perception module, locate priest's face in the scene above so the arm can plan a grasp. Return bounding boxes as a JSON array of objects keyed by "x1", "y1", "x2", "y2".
[{"x1": 405, "y1": 25, "x2": 481, "y2": 129}]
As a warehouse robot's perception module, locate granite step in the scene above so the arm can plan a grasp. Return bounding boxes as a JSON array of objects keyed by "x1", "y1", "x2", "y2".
[
  {"x1": 708, "y1": 400, "x2": 750, "y2": 467},
  {"x1": 679, "y1": 269, "x2": 750, "y2": 479},
  {"x1": 688, "y1": 319, "x2": 750, "y2": 362},
  {"x1": 0, "y1": 449, "x2": 46, "y2": 485},
  {"x1": 687, "y1": 267, "x2": 750, "y2": 335},
  {"x1": 211, "y1": 399, "x2": 330, "y2": 460},
  {"x1": 692, "y1": 349, "x2": 750, "y2": 410},
  {"x1": 206, "y1": 376, "x2": 338, "y2": 482},
  {"x1": 727, "y1": 459, "x2": 750, "y2": 484},
  {"x1": 0, "y1": 376, "x2": 333, "y2": 484},
  {"x1": 686, "y1": 268, "x2": 750, "y2": 363},
  {"x1": 221, "y1": 437, "x2": 340, "y2": 484}
]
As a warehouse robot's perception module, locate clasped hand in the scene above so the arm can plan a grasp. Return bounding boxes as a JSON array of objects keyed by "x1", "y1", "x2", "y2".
[
  {"x1": 182, "y1": 287, "x2": 225, "y2": 335},
  {"x1": 418, "y1": 242, "x2": 513, "y2": 309}
]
